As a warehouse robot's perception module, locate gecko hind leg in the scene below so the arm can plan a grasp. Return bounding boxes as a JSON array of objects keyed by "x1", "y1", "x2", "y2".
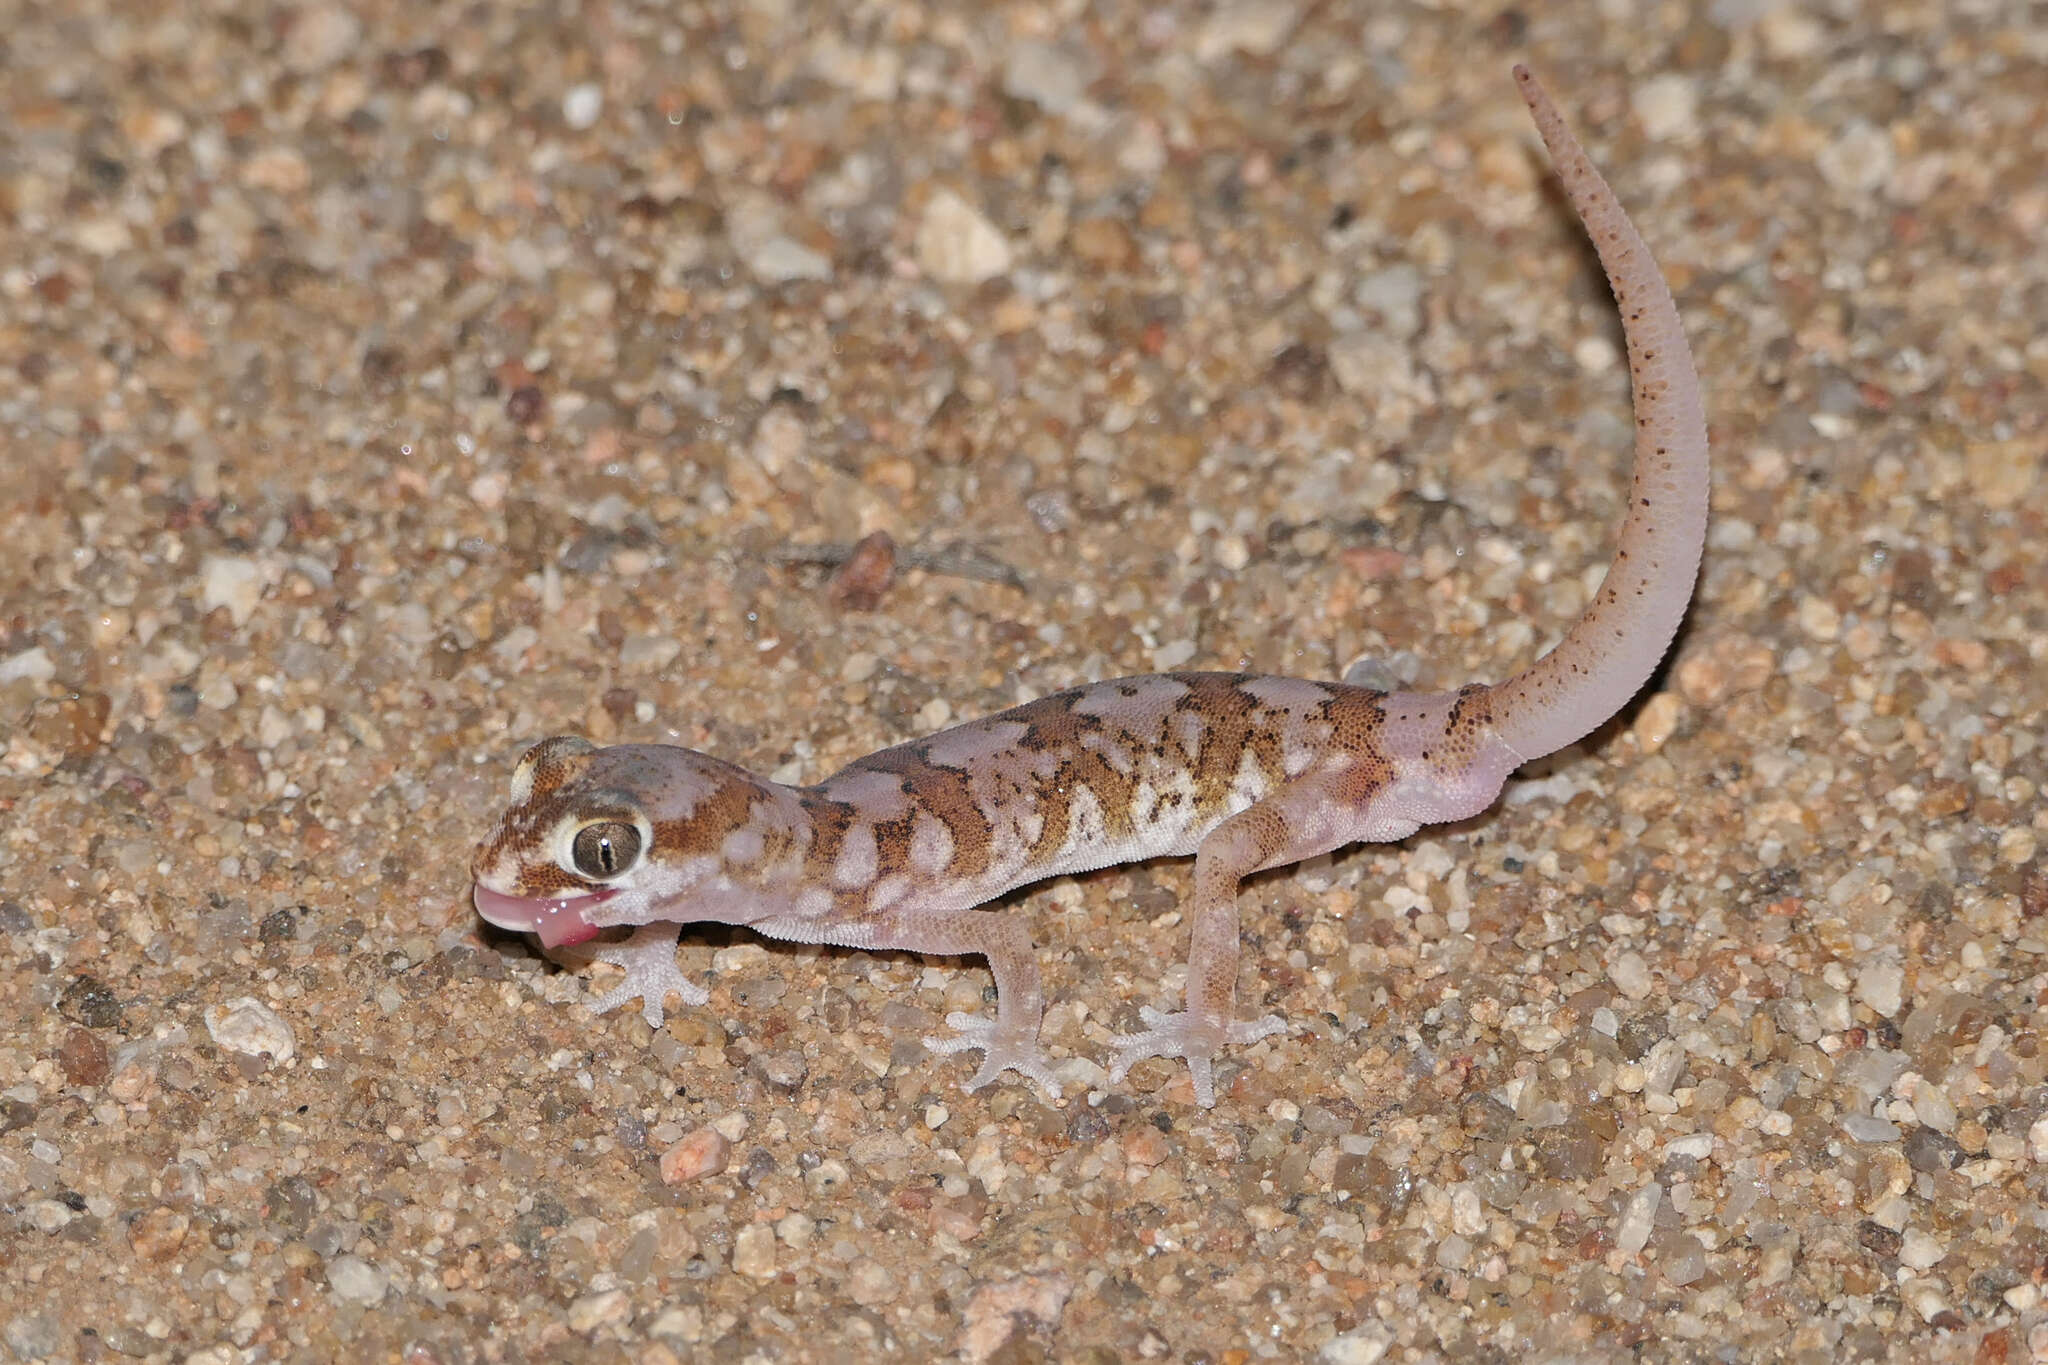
[
  {"x1": 559, "y1": 922, "x2": 708, "y2": 1029},
  {"x1": 1107, "y1": 802, "x2": 1305, "y2": 1107}
]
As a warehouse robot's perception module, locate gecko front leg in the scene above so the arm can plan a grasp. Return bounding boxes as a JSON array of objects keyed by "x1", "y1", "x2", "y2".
[
  {"x1": 750, "y1": 907, "x2": 1063, "y2": 1098},
  {"x1": 897, "y1": 912, "x2": 1062, "y2": 1098}
]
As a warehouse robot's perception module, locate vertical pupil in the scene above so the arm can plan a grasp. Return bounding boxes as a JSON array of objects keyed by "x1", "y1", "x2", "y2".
[{"x1": 575, "y1": 823, "x2": 633, "y2": 877}]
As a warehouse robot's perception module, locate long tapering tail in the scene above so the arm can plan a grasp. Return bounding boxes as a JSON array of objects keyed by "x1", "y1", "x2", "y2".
[{"x1": 1483, "y1": 66, "x2": 1711, "y2": 761}]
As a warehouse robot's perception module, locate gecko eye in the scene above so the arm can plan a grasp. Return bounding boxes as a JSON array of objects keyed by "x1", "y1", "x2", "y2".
[{"x1": 570, "y1": 822, "x2": 643, "y2": 879}]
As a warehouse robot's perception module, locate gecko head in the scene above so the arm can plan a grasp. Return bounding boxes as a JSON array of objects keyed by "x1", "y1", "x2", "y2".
[
  {"x1": 470, "y1": 736, "x2": 779, "y2": 946},
  {"x1": 469, "y1": 737, "x2": 649, "y2": 948}
]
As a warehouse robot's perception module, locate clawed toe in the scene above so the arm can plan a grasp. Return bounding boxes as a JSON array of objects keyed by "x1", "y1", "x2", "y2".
[
  {"x1": 925, "y1": 1012, "x2": 1062, "y2": 1097},
  {"x1": 1228, "y1": 1014, "x2": 1288, "y2": 1046},
  {"x1": 587, "y1": 971, "x2": 708, "y2": 1029},
  {"x1": 1107, "y1": 1008, "x2": 1289, "y2": 1108},
  {"x1": 582, "y1": 926, "x2": 707, "y2": 1029}
]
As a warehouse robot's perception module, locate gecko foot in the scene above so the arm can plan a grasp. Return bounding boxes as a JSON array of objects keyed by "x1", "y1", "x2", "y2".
[
  {"x1": 1107, "y1": 1007, "x2": 1288, "y2": 1108},
  {"x1": 924, "y1": 1012, "x2": 1063, "y2": 1099},
  {"x1": 574, "y1": 923, "x2": 708, "y2": 1030}
]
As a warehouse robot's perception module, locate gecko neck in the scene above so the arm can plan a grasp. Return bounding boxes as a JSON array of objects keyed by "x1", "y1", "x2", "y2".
[{"x1": 1481, "y1": 67, "x2": 1710, "y2": 764}]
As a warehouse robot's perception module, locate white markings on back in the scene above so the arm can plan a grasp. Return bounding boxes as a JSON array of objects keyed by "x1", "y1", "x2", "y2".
[
  {"x1": 721, "y1": 825, "x2": 765, "y2": 866},
  {"x1": 1073, "y1": 675, "x2": 1190, "y2": 719},
  {"x1": 1240, "y1": 676, "x2": 1332, "y2": 710},
  {"x1": 1055, "y1": 782, "x2": 1110, "y2": 863},
  {"x1": 920, "y1": 719, "x2": 1031, "y2": 770},
  {"x1": 869, "y1": 874, "x2": 911, "y2": 913},
  {"x1": 910, "y1": 810, "x2": 955, "y2": 875},
  {"x1": 833, "y1": 824, "x2": 878, "y2": 889},
  {"x1": 1082, "y1": 728, "x2": 1136, "y2": 776},
  {"x1": 818, "y1": 768, "x2": 907, "y2": 815},
  {"x1": 1230, "y1": 745, "x2": 1273, "y2": 813}
]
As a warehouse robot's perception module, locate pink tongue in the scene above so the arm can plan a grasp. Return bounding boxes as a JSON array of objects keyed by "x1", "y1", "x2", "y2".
[{"x1": 472, "y1": 884, "x2": 611, "y2": 948}]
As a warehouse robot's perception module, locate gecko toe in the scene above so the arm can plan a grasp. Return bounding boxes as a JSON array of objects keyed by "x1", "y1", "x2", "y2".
[
  {"x1": 925, "y1": 1013, "x2": 1062, "y2": 1097},
  {"x1": 1229, "y1": 1014, "x2": 1289, "y2": 1046},
  {"x1": 1107, "y1": 1008, "x2": 1288, "y2": 1107},
  {"x1": 587, "y1": 980, "x2": 663, "y2": 1029},
  {"x1": 582, "y1": 925, "x2": 707, "y2": 1029}
]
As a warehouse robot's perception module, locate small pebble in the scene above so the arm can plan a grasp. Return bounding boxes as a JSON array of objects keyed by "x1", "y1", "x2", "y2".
[
  {"x1": 566, "y1": 1289, "x2": 630, "y2": 1331},
  {"x1": 1195, "y1": 0, "x2": 1304, "y2": 60},
  {"x1": 916, "y1": 190, "x2": 1012, "y2": 284},
  {"x1": 1759, "y1": 7, "x2": 1825, "y2": 58},
  {"x1": 743, "y1": 237, "x2": 833, "y2": 284},
  {"x1": 660, "y1": 1126, "x2": 731, "y2": 1184},
  {"x1": 1632, "y1": 73, "x2": 1700, "y2": 142},
  {"x1": 1318, "y1": 1324, "x2": 1393, "y2": 1365},
  {"x1": 128, "y1": 1207, "x2": 191, "y2": 1262},
  {"x1": 1630, "y1": 692, "x2": 1682, "y2": 755},
  {"x1": 958, "y1": 1275, "x2": 1072, "y2": 1362},
  {"x1": 203, "y1": 998, "x2": 296, "y2": 1064},
  {"x1": 1910, "y1": 1082, "x2": 1957, "y2": 1135},
  {"x1": 1795, "y1": 595, "x2": 1840, "y2": 642},
  {"x1": 1842, "y1": 1114, "x2": 1902, "y2": 1144},
  {"x1": 1002, "y1": 41, "x2": 1089, "y2": 116},
  {"x1": 1, "y1": 1316, "x2": 62, "y2": 1362},
  {"x1": 1966, "y1": 438, "x2": 2037, "y2": 509},
  {"x1": 27, "y1": 1201, "x2": 75, "y2": 1234},
  {"x1": 200, "y1": 556, "x2": 265, "y2": 627},
  {"x1": 282, "y1": 5, "x2": 360, "y2": 72},
  {"x1": 1855, "y1": 962, "x2": 1905, "y2": 1018},
  {"x1": 847, "y1": 1260, "x2": 897, "y2": 1306},
  {"x1": 1609, "y1": 950, "x2": 1654, "y2": 999},
  {"x1": 562, "y1": 83, "x2": 603, "y2": 130},
  {"x1": 1615, "y1": 1183, "x2": 1661, "y2": 1256},
  {"x1": 0, "y1": 647, "x2": 54, "y2": 684},
  {"x1": 1897, "y1": 1229, "x2": 1946, "y2": 1270},
  {"x1": 732, "y1": 1224, "x2": 776, "y2": 1279},
  {"x1": 326, "y1": 1255, "x2": 387, "y2": 1305},
  {"x1": 1815, "y1": 120, "x2": 1896, "y2": 197},
  {"x1": 1573, "y1": 334, "x2": 1619, "y2": 374}
]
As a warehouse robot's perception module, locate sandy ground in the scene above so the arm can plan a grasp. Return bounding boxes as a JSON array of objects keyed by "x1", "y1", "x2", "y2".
[{"x1": 3, "y1": 1, "x2": 2046, "y2": 1361}]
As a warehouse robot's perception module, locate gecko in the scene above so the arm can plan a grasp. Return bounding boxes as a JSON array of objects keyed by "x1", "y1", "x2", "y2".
[{"x1": 469, "y1": 67, "x2": 1710, "y2": 1108}]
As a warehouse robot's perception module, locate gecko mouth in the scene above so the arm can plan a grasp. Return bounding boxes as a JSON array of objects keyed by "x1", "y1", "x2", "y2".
[{"x1": 472, "y1": 884, "x2": 616, "y2": 949}]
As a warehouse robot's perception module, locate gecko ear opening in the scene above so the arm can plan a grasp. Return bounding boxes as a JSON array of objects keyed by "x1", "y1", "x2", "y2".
[{"x1": 569, "y1": 820, "x2": 644, "y2": 880}]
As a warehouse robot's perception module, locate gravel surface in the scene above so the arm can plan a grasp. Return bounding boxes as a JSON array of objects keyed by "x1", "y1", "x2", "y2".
[{"x1": 3, "y1": 2, "x2": 2046, "y2": 1361}]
